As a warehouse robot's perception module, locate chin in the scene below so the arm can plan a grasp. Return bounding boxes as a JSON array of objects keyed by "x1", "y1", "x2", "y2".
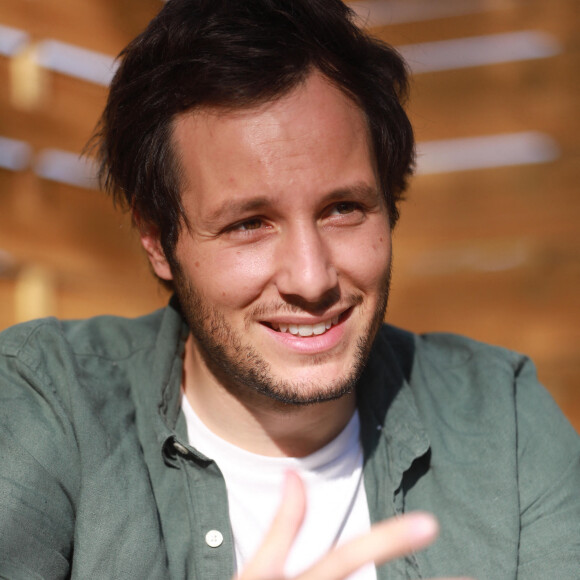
[{"x1": 246, "y1": 354, "x2": 364, "y2": 406}]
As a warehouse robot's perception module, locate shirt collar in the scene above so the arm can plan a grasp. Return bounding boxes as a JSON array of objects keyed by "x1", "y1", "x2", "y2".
[
  {"x1": 140, "y1": 296, "x2": 190, "y2": 462},
  {"x1": 357, "y1": 326, "x2": 431, "y2": 492}
]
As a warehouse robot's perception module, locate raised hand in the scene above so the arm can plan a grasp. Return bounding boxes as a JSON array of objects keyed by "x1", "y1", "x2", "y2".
[{"x1": 237, "y1": 471, "x2": 474, "y2": 580}]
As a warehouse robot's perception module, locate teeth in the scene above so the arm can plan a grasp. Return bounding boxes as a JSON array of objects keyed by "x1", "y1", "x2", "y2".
[
  {"x1": 272, "y1": 314, "x2": 341, "y2": 336},
  {"x1": 312, "y1": 322, "x2": 326, "y2": 335}
]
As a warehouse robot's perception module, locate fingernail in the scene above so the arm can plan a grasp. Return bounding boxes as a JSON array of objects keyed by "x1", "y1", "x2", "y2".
[{"x1": 407, "y1": 511, "x2": 439, "y2": 539}]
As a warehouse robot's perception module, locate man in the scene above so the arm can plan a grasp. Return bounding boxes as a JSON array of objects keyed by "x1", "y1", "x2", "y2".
[{"x1": 0, "y1": 0, "x2": 578, "y2": 579}]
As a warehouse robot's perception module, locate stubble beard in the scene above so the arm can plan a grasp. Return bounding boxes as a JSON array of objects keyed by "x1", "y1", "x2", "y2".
[{"x1": 173, "y1": 266, "x2": 391, "y2": 407}]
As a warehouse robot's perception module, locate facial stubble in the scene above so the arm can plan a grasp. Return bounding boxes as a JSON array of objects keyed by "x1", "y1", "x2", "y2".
[{"x1": 174, "y1": 265, "x2": 391, "y2": 407}]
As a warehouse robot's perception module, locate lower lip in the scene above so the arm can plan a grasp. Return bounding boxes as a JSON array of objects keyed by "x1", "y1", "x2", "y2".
[{"x1": 260, "y1": 311, "x2": 351, "y2": 354}]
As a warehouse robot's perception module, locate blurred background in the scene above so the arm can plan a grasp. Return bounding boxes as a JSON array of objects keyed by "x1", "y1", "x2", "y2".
[{"x1": 0, "y1": 0, "x2": 578, "y2": 430}]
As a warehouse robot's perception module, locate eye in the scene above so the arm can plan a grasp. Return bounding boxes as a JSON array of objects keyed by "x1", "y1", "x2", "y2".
[
  {"x1": 233, "y1": 218, "x2": 264, "y2": 231},
  {"x1": 330, "y1": 202, "x2": 360, "y2": 215},
  {"x1": 323, "y1": 201, "x2": 367, "y2": 227},
  {"x1": 223, "y1": 216, "x2": 274, "y2": 241},
  {"x1": 326, "y1": 201, "x2": 365, "y2": 218}
]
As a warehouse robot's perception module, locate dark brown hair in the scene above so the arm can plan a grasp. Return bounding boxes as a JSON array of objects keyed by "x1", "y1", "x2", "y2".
[{"x1": 93, "y1": 0, "x2": 415, "y2": 273}]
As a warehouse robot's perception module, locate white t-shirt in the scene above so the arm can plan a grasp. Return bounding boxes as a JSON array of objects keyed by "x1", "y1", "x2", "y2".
[{"x1": 182, "y1": 395, "x2": 377, "y2": 579}]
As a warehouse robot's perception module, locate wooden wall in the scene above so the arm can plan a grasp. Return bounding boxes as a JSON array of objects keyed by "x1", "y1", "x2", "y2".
[{"x1": 0, "y1": 0, "x2": 578, "y2": 429}]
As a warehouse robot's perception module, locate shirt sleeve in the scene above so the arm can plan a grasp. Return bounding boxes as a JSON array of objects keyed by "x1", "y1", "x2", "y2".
[
  {"x1": 515, "y1": 357, "x2": 580, "y2": 578},
  {"x1": 0, "y1": 334, "x2": 77, "y2": 579}
]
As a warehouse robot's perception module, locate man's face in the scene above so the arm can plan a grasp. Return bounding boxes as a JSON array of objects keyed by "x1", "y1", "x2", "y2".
[{"x1": 147, "y1": 72, "x2": 392, "y2": 405}]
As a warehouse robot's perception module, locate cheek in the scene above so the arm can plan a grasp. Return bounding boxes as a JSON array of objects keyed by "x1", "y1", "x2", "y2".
[
  {"x1": 333, "y1": 227, "x2": 391, "y2": 290},
  {"x1": 185, "y1": 245, "x2": 277, "y2": 309}
]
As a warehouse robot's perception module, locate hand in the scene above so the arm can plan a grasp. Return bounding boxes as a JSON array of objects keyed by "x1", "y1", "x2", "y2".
[{"x1": 237, "y1": 471, "x2": 474, "y2": 580}]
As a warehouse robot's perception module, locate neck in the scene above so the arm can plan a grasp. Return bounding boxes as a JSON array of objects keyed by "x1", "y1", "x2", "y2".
[{"x1": 182, "y1": 336, "x2": 357, "y2": 458}]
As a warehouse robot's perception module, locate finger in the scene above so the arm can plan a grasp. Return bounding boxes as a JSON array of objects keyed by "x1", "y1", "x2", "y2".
[
  {"x1": 239, "y1": 470, "x2": 306, "y2": 579},
  {"x1": 296, "y1": 511, "x2": 439, "y2": 580}
]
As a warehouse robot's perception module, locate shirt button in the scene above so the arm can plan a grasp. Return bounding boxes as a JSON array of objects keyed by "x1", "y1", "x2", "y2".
[
  {"x1": 205, "y1": 530, "x2": 224, "y2": 548},
  {"x1": 173, "y1": 441, "x2": 189, "y2": 456}
]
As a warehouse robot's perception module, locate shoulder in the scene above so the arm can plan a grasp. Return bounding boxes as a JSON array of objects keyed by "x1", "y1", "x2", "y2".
[
  {"x1": 0, "y1": 311, "x2": 174, "y2": 577},
  {"x1": 0, "y1": 309, "x2": 169, "y2": 451},
  {"x1": 374, "y1": 326, "x2": 580, "y2": 577},
  {"x1": 378, "y1": 324, "x2": 530, "y2": 402},
  {"x1": 376, "y1": 323, "x2": 578, "y2": 451},
  {"x1": 0, "y1": 309, "x2": 169, "y2": 467},
  {"x1": 0, "y1": 307, "x2": 171, "y2": 488},
  {"x1": 0, "y1": 309, "x2": 165, "y2": 364},
  {"x1": 380, "y1": 323, "x2": 525, "y2": 375}
]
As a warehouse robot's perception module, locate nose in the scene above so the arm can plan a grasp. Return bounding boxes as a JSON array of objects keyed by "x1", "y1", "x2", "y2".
[{"x1": 274, "y1": 223, "x2": 338, "y2": 306}]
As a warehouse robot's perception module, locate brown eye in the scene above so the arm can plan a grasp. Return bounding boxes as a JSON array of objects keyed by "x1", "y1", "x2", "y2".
[
  {"x1": 331, "y1": 202, "x2": 359, "y2": 215},
  {"x1": 335, "y1": 202, "x2": 355, "y2": 213},
  {"x1": 237, "y1": 218, "x2": 263, "y2": 231}
]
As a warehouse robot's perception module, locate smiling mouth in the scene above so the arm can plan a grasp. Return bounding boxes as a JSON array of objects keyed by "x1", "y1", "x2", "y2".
[{"x1": 262, "y1": 309, "x2": 350, "y2": 337}]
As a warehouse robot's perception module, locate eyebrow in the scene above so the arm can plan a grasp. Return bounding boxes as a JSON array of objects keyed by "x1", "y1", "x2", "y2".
[
  {"x1": 320, "y1": 183, "x2": 381, "y2": 205},
  {"x1": 204, "y1": 197, "x2": 274, "y2": 226},
  {"x1": 203, "y1": 182, "x2": 381, "y2": 226}
]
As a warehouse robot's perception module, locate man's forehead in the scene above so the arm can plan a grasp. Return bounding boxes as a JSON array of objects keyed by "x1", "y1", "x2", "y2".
[
  {"x1": 171, "y1": 72, "x2": 367, "y2": 149},
  {"x1": 168, "y1": 71, "x2": 378, "y2": 221}
]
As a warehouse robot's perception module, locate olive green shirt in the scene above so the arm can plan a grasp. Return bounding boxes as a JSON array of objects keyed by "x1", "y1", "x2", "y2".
[{"x1": 1, "y1": 300, "x2": 579, "y2": 579}]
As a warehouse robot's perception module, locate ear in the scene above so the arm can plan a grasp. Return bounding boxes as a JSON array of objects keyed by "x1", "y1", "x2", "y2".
[{"x1": 137, "y1": 220, "x2": 174, "y2": 282}]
